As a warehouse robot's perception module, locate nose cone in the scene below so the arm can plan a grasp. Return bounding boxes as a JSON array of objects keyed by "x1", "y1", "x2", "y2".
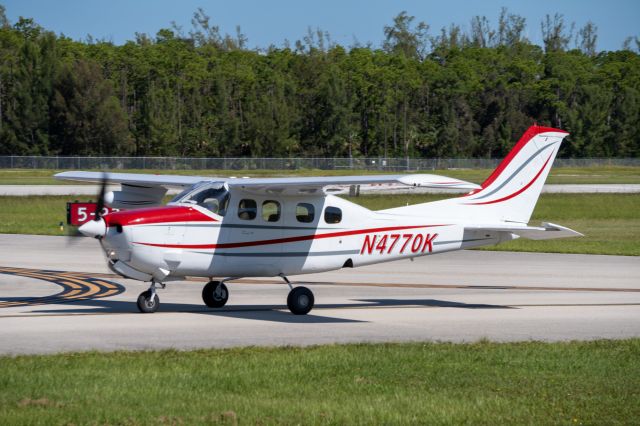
[{"x1": 78, "y1": 218, "x2": 106, "y2": 238}]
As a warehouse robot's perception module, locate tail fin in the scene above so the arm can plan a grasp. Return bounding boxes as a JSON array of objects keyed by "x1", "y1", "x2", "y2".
[
  {"x1": 458, "y1": 125, "x2": 568, "y2": 223},
  {"x1": 379, "y1": 125, "x2": 569, "y2": 223}
]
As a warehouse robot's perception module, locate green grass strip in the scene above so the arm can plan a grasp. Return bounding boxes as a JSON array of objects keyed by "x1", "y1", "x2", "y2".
[{"x1": 0, "y1": 340, "x2": 638, "y2": 424}]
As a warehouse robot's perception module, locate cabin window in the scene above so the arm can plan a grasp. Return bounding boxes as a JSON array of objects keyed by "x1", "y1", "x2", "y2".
[
  {"x1": 296, "y1": 203, "x2": 315, "y2": 223},
  {"x1": 262, "y1": 200, "x2": 281, "y2": 222},
  {"x1": 197, "y1": 188, "x2": 230, "y2": 216},
  {"x1": 170, "y1": 183, "x2": 230, "y2": 216},
  {"x1": 238, "y1": 199, "x2": 257, "y2": 220},
  {"x1": 324, "y1": 206, "x2": 342, "y2": 224}
]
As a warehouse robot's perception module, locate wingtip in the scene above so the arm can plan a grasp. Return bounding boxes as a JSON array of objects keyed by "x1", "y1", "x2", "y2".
[{"x1": 53, "y1": 171, "x2": 72, "y2": 179}]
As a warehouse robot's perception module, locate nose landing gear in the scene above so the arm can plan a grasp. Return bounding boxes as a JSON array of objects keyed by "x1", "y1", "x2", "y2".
[{"x1": 137, "y1": 280, "x2": 164, "y2": 313}]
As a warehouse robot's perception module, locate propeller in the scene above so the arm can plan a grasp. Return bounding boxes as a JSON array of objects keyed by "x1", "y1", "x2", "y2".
[
  {"x1": 94, "y1": 172, "x2": 108, "y2": 222},
  {"x1": 74, "y1": 172, "x2": 109, "y2": 239}
]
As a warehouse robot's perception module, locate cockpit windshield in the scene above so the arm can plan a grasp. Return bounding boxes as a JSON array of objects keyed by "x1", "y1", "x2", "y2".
[{"x1": 170, "y1": 182, "x2": 230, "y2": 216}]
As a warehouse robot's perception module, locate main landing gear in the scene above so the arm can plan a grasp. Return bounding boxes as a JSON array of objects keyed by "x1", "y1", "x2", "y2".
[
  {"x1": 202, "y1": 280, "x2": 229, "y2": 308},
  {"x1": 281, "y1": 274, "x2": 314, "y2": 315},
  {"x1": 137, "y1": 276, "x2": 315, "y2": 315},
  {"x1": 199, "y1": 275, "x2": 315, "y2": 315}
]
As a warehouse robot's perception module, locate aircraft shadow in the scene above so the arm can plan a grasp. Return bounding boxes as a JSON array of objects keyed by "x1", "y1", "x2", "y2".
[
  {"x1": 26, "y1": 299, "x2": 360, "y2": 324},
  {"x1": 16, "y1": 296, "x2": 512, "y2": 323}
]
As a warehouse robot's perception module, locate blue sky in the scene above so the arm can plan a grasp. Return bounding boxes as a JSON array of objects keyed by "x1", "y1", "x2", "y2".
[{"x1": 3, "y1": 0, "x2": 639, "y2": 51}]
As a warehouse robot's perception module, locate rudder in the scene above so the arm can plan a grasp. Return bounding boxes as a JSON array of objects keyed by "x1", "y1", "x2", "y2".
[{"x1": 459, "y1": 125, "x2": 569, "y2": 223}]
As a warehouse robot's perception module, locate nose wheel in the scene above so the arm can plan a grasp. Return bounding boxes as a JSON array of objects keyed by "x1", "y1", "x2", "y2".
[
  {"x1": 137, "y1": 280, "x2": 164, "y2": 313},
  {"x1": 202, "y1": 280, "x2": 229, "y2": 308},
  {"x1": 137, "y1": 290, "x2": 159, "y2": 313}
]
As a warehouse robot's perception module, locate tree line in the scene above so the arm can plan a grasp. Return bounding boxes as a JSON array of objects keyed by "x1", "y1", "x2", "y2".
[{"x1": 0, "y1": 5, "x2": 639, "y2": 158}]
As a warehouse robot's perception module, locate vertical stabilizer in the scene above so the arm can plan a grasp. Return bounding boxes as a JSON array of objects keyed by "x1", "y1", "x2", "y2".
[
  {"x1": 380, "y1": 125, "x2": 569, "y2": 224},
  {"x1": 458, "y1": 125, "x2": 569, "y2": 223}
]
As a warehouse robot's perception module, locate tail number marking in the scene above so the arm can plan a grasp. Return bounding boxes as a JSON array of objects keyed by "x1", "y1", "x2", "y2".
[{"x1": 360, "y1": 233, "x2": 438, "y2": 255}]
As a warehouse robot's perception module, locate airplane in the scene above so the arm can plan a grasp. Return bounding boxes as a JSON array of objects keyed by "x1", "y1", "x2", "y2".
[{"x1": 55, "y1": 125, "x2": 582, "y2": 315}]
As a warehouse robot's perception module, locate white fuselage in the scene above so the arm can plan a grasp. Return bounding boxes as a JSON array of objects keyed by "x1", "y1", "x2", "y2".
[{"x1": 101, "y1": 193, "x2": 507, "y2": 282}]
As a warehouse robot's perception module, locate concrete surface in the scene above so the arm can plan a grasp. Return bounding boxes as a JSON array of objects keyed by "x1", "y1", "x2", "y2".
[{"x1": 0, "y1": 234, "x2": 638, "y2": 355}]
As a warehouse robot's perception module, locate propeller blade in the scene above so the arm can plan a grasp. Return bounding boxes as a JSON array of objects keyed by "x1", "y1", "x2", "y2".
[
  {"x1": 65, "y1": 227, "x2": 84, "y2": 246},
  {"x1": 94, "y1": 172, "x2": 108, "y2": 221}
]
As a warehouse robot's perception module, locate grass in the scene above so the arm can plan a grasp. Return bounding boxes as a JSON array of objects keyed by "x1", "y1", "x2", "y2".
[
  {"x1": 446, "y1": 166, "x2": 640, "y2": 185},
  {"x1": 0, "y1": 166, "x2": 639, "y2": 184},
  {"x1": 0, "y1": 193, "x2": 638, "y2": 256},
  {"x1": 0, "y1": 340, "x2": 638, "y2": 424},
  {"x1": 0, "y1": 196, "x2": 71, "y2": 236}
]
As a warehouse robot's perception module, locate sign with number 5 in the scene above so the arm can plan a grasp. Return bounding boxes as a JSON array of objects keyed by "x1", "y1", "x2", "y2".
[{"x1": 66, "y1": 202, "x2": 120, "y2": 226}]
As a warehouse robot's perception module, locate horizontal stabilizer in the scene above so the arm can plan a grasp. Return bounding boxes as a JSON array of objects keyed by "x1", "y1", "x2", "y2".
[{"x1": 466, "y1": 222, "x2": 583, "y2": 240}]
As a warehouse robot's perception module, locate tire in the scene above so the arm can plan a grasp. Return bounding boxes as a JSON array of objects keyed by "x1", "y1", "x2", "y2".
[
  {"x1": 137, "y1": 290, "x2": 159, "y2": 313},
  {"x1": 202, "y1": 281, "x2": 229, "y2": 308},
  {"x1": 287, "y1": 286, "x2": 314, "y2": 315}
]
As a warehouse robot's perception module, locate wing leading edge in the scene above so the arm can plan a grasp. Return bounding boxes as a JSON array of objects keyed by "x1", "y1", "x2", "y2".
[{"x1": 54, "y1": 171, "x2": 480, "y2": 194}]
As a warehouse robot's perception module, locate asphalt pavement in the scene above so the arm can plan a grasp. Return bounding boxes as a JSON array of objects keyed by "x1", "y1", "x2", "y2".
[{"x1": 0, "y1": 234, "x2": 638, "y2": 355}]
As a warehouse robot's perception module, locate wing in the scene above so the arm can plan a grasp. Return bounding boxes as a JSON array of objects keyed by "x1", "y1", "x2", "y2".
[
  {"x1": 55, "y1": 171, "x2": 216, "y2": 209},
  {"x1": 466, "y1": 222, "x2": 583, "y2": 240},
  {"x1": 223, "y1": 174, "x2": 480, "y2": 195},
  {"x1": 54, "y1": 171, "x2": 211, "y2": 189},
  {"x1": 54, "y1": 171, "x2": 480, "y2": 195}
]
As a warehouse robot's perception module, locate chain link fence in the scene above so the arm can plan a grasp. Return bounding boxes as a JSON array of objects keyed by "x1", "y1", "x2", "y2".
[{"x1": 0, "y1": 156, "x2": 638, "y2": 171}]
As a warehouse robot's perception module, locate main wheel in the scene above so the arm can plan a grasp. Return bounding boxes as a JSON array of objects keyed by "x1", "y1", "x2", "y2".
[
  {"x1": 137, "y1": 290, "x2": 159, "y2": 313},
  {"x1": 202, "y1": 281, "x2": 229, "y2": 308},
  {"x1": 287, "y1": 286, "x2": 314, "y2": 315}
]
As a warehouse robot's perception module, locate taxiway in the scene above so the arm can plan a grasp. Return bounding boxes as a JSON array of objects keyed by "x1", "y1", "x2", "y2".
[{"x1": 0, "y1": 234, "x2": 638, "y2": 355}]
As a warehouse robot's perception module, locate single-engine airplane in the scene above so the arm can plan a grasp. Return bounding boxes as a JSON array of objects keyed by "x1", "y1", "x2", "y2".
[{"x1": 56, "y1": 125, "x2": 581, "y2": 315}]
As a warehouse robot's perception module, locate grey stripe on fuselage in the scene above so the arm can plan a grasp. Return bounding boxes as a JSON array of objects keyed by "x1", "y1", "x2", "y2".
[
  {"x1": 191, "y1": 238, "x2": 491, "y2": 257},
  {"x1": 472, "y1": 142, "x2": 556, "y2": 200},
  {"x1": 143, "y1": 223, "x2": 342, "y2": 230}
]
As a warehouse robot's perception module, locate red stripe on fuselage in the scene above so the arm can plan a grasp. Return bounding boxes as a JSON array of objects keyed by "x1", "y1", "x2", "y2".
[
  {"x1": 134, "y1": 224, "x2": 449, "y2": 250},
  {"x1": 104, "y1": 205, "x2": 217, "y2": 227}
]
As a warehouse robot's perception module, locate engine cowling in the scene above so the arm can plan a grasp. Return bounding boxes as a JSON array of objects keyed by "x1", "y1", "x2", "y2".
[{"x1": 104, "y1": 184, "x2": 167, "y2": 209}]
